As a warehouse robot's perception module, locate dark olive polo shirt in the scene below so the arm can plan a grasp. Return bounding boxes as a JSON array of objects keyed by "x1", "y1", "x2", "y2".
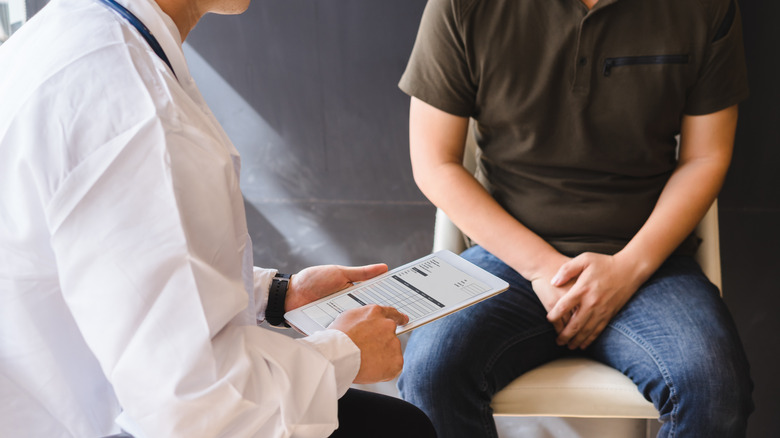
[{"x1": 400, "y1": 0, "x2": 748, "y2": 256}]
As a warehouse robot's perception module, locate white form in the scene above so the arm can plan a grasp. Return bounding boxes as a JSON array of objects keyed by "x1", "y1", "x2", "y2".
[{"x1": 301, "y1": 255, "x2": 491, "y2": 329}]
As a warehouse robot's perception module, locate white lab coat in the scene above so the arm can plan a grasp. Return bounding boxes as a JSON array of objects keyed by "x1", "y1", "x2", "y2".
[{"x1": 0, "y1": 0, "x2": 360, "y2": 436}]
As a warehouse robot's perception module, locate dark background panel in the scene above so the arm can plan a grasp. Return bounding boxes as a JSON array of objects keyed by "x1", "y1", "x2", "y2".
[{"x1": 719, "y1": 1, "x2": 780, "y2": 437}]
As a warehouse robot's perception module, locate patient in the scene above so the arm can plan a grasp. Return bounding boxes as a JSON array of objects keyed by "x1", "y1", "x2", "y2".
[{"x1": 396, "y1": 0, "x2": 754, "y2": 436}]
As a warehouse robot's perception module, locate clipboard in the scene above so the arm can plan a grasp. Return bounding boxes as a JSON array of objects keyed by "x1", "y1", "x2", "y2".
[{"x1": 284, "y1": 250, "x2": 509, "y2": 335}]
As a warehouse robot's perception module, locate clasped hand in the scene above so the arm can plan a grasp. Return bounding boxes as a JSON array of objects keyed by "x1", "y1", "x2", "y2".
[{"x1": 535, "y1": 252, "x2": 644, "y2": 350}]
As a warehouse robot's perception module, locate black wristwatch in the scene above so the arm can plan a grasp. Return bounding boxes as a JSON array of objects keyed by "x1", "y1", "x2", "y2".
[{"x1": 266, "y1": 273, "x2": 291, "y2": 327}]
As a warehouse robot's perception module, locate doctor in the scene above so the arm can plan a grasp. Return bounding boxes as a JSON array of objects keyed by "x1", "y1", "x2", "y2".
[{"x1": 0, "y1": 0, "x2": 436, "y2": 437}]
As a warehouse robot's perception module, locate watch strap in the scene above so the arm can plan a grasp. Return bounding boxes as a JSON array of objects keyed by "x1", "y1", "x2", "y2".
[{"x1": 266, "y1": 273, "x2": 291, "y2": 327}]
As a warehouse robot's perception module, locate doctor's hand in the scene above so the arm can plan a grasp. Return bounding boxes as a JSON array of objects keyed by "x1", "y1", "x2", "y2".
[
  {"x1": 329, "y1": 305, "x2": 409, "y2": 384},
  {"x1": 546, "y1": 252, "x2": 645, "y2": 350},
  {"x1": 284, "y1": 263, "x2": 389, "y2": 312}
]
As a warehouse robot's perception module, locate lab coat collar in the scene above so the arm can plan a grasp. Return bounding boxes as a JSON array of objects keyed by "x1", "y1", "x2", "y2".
[
  {"x1": 105, "y1": 0, "x2": 222, "y2": 127},
  {"x1": 109, "y1": 0, "x2": 193, "y2": 88}
]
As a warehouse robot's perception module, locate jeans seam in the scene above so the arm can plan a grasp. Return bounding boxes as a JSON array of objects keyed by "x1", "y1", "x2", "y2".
[
  {"x1": 608, "y1": 322, "x2": 679, "y2": 437},
  {"x1": 479, "y1": 325, "x2": 558, "y2": 438}
]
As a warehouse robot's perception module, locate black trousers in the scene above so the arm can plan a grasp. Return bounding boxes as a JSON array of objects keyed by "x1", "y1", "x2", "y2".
[
  {"x1": 103, "y1": 389, "x2": 436, "y2": 438},
  {"x1": 330, "y1": 388, "x2": 437, "y2": 438}
]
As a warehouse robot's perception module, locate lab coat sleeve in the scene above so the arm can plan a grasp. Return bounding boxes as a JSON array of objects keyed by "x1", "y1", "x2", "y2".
[
  {"x1": 252, "y1": 268, "x2": 360, "y2": 398},
  {"x1": 297, "y1": 330, "x2": 361, "y2": 399},
  {"x1": 44, "y1": 104, "x2": 358, "y2": 437},
  {"x1": 252, "y1": 266, "x2": 276, "y2": 319}
]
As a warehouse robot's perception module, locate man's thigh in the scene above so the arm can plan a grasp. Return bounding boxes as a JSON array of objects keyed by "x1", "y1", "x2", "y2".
[
  {"x1": 402, "y1": 246, "x2": 568, "y2": 395},
  {"x1": 588, "y1": 255, "x2": 751, "y2": 414}
]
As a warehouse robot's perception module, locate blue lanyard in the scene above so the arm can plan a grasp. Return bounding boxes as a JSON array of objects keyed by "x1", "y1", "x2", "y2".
[{"x1": 97, "y1": 0, "x2": 177, "y2": 79}]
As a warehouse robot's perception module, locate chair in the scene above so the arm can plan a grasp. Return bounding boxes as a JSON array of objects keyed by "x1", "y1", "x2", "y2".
[{"x1": 432, "y1": 123, "x2": 722, "y2": 437}]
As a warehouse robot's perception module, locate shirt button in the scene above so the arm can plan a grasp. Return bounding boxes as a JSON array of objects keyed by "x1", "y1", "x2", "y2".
[{"x1": 578, "y1": 57, "x2": 588, "y2": 66}]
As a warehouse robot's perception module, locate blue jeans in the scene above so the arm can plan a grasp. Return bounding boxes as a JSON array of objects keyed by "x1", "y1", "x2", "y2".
[{"x1": 399, "y1": 246, "x2": 753, "y2": 438}]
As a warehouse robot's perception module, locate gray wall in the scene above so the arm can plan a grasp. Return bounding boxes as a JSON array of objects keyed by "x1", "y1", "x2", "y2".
[
  {"x1": 23, "y1": 0, "x2": 779, "y2": 436},
  {"x1": 187, "y1": 0, "x2": 433, "y2": 272}
]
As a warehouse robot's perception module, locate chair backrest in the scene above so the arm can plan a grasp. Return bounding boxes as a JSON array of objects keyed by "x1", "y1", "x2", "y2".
[
  {"x1": 694, "y1": 201, "x2": 722, "y2": 291},
  {"x1": 434, "y1": 121, "x2": 722, "y2": 291}
]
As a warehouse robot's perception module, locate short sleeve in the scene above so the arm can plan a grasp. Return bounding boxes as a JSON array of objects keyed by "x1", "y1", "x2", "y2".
[
  {"x1": 399, "y1": 0, "x2": 477, "y2": 117},
  {"x1": 684, "y1": 0, "x2": 749, "y2": 115}
]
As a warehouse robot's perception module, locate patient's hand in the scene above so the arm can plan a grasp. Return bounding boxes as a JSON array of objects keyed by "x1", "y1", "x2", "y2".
[{"x1": 547, "y1": 252, "x2": 645, "y2": 350}]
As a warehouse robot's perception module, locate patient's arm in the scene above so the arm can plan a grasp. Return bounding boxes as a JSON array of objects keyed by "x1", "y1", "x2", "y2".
[
  {"x1": 547, "y1": 105, "x2": 738, "y2": 349},
  {"x1": 408, "y1": 97, "x2": 572, "y2": 316}
]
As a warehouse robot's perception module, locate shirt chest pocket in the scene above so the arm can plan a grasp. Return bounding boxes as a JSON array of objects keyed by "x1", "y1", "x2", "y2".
[
  {"x1": 602, "y1": 54, "x2": 690, "y2": 77},
  {"x1": 596, "y1": 52, "x2": 695, "y2": 115}
]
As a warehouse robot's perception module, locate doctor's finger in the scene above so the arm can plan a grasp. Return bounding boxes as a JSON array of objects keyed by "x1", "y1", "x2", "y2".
[
  {"x1": 366, "y1": 304, "x2": 409, "y2": 325},
  {"x1": 378, "y1": 306, "x2": 409, "y2": 326},
  {"x1": 342, "y1": 263, "x2": 389, "y2": 282}
]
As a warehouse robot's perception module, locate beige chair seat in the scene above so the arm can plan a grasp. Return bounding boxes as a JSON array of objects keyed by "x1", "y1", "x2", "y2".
[{"x1": 491, "y1": 357, "x2": 657, "y2": 418}]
